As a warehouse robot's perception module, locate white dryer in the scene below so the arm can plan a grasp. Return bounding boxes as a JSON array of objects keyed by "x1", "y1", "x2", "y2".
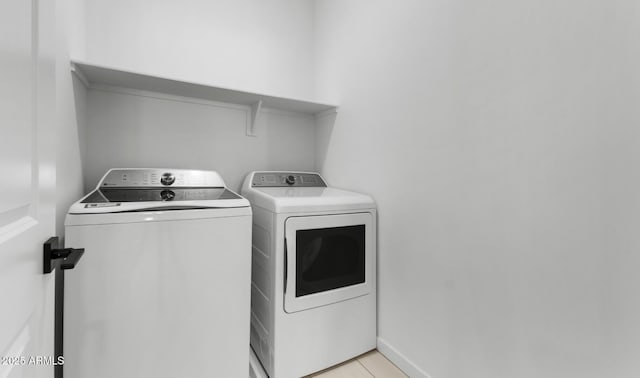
[
  {"x1": 241, "y1": 171, "x2": 377, "y2": 378},
  {"x1": 64, "y1": 169, "x2": 252, "y2": 378}
]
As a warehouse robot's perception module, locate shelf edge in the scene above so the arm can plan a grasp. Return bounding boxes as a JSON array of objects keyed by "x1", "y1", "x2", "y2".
[
  {"x1": 70, "y1": 62, "x2": 90, "y2": 88},
  {"x1": 68, "y1": 59, "x2": 338, "y2": 115}
]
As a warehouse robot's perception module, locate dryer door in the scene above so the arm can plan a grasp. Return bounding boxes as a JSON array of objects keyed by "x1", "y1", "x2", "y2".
[{"x1": 284, "y1": 213, "x2": 373, "y2": 313}]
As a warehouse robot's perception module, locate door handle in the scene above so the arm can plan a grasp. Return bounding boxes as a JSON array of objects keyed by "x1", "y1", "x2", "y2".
[
  {"x1": 43, "y1": 237, "x2": 84, "y2": 273},
  {"x1": 43, "y1": 236, "x2": 84, "y2": 378}
]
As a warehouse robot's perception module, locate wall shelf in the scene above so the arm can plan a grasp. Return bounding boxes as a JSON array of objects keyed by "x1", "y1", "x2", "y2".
[{"x1": 70, "y1": 60, "x2": 337, "y2": 136}]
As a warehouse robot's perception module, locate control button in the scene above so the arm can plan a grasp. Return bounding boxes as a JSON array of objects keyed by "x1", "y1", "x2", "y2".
[
  {"x1": 302, "y1": 175, "x2": 316, "y2": 183},
  {"x1": 285, "y1": 175, "x2": 296, "y2": 185},
  {"x1": 161, "y1": 190, "x2": 175, "y2": 201},
  {"x1": 160, "y1": 172, "x2": 175, "y2": 186}
]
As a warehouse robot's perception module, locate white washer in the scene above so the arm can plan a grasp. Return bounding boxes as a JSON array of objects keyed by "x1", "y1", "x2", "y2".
[
  {"x1": 64, "y1": 169, "x2": 252, "y2": 378},
  {"x1": 241, "y1": 171, "x2": 377, "y2": 378}
]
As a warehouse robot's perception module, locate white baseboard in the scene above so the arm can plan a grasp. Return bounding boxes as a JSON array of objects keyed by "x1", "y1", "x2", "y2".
[{"x1": 377, "y1": 337, "x2": 432, "y2": 378}]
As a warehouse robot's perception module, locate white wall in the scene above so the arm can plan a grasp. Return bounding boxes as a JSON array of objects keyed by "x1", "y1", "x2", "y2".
[
  {"x1": 82, "y1": 0, "x2": 316, "y2": 99},
  {"x1": 84, "y1": 88, "x2": 316, "y2": 192},
  {"x1": 74, "y1": 0, "x2": 320, "y2": 192},
  {"x1": 57, "y1": 0, "x2": 88, "y2": 238},
  {"x1": 314, "y1": 1, "x2": 640, "y2": 377}
]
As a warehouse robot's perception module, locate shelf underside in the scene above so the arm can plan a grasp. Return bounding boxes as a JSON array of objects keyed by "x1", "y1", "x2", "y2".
[{"x1": 71, "y1": 61, "x2": 337, "y2": 115}]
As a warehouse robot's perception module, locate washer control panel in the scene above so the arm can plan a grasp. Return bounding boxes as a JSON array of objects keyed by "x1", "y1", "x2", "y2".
[
  {"x1": 100, "y1": 169, "x2": 226, "y2": 188},
  {"x1": 251, "y1": 172, "x2": 327, "y2": 187}
]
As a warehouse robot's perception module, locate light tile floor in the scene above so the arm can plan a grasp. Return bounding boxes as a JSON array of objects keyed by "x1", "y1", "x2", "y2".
[{"x1": 305, "y1": 350, "x2": 408, "y2": 378}]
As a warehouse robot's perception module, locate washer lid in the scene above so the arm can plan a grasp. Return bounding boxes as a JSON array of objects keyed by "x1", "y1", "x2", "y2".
[{"x1": 69, "y1": 168, "x2": 249, "y2": 214}]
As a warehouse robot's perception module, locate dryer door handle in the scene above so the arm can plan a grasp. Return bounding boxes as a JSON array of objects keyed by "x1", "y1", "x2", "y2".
[{"x1": 284, "y1": 238, "x2": 288, "y2": 294}]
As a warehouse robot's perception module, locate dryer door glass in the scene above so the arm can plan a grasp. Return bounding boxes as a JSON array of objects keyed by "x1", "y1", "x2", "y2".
[
  {"x1": 284, "y1": 212, "x2": 373, "y2": 313},
  {"x1": 296, "y1": 225, "x2": 365, "y2": 297}
]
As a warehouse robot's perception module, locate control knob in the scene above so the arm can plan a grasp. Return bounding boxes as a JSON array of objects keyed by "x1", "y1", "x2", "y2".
[
  {"x1": 160, "y1": 172, "x2": 175, "y2": 186},
  {"x1": 285, "y1": 175, "x2": 296, "y2": 185},
  {"x1": 160, "y1": 190, "x2": 175, "y2": 201}
]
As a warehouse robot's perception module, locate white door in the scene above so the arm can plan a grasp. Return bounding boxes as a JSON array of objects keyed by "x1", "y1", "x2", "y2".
[
  {"x1": 284, "y1": 213, "x2": 374, "y2": 313},
  {"x1": 1, "y1": 0, "x2": 56, "y2": 377}
]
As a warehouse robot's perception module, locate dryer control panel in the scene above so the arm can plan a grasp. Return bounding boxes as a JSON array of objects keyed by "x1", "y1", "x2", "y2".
[{"x1": 251, "y1": 172, "x2": 327, "y2": 187}]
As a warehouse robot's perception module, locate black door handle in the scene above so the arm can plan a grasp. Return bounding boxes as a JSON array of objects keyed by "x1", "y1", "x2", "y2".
[
  {"x1": 43, "y1": 236, "x2": 84, "y2": 378},
  {"x1": 43, "y1": 237, "x2": 84, "y2": 273}
]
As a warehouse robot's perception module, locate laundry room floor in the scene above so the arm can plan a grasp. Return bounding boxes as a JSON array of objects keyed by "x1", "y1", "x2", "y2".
[{"x1": 304, "y1": 350, "x2": 408, "y2": 378}]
